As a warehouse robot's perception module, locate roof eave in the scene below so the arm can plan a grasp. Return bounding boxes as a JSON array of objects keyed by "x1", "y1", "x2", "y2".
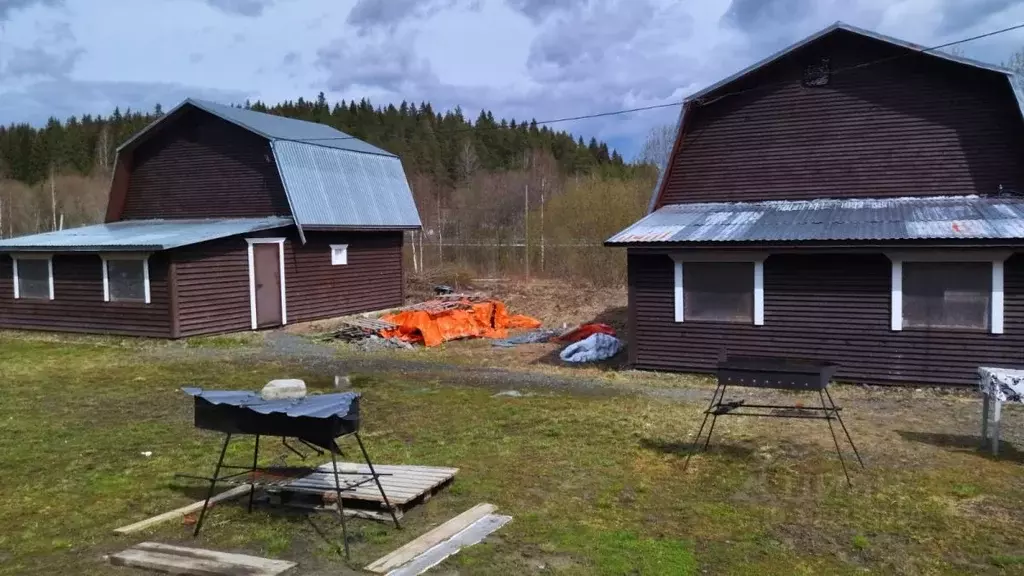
[
  {"x1": 0, "y1": 245, "x2": 166, "y2": 253},
  {"x1": 608, "y1": 238, "x2": 1024, "y2": 250},
  {"x1": 301, "y1": 224, "x2": 423, "y2": 232}
]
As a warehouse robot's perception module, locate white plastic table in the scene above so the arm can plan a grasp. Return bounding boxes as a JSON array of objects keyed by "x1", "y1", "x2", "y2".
[{"x1": 977, "y1": 366, "x2": 1024, "y2": 456}]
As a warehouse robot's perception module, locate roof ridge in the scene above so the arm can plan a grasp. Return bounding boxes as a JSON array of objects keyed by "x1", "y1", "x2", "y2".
[{"x1": 685, "y1": 22, "x2": 1012, "y2": 104}]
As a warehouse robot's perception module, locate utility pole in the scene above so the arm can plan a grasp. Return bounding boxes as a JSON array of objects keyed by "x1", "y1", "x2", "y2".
[
  {"x1": 540, "y1": 177, "x2": 545, "y2": 273},
  {"x1": 50, "y1": 165, "x2": 57, "y2": 231},
  {"x1": 436, "y1": 194, "x2": 443, "y2": 264},
  {"x1": 524, "y1": 183, "x2": 529, "y2": 278}
]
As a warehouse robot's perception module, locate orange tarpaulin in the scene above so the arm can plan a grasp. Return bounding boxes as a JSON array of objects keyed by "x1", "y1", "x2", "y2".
[{"x1": 380, "y1": 299, "x2": 542, "y2": 347}]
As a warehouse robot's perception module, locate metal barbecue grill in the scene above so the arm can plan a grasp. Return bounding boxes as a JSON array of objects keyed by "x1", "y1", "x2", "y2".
[
  {"x1": 180, "y1": 387, "x2": 401, "y2": 558},
  {"x1": 683, "y1": 356, "x2": 864, "y2": 485}
]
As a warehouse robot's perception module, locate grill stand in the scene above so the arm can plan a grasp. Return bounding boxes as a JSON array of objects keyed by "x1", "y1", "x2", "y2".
[
  {"x1": 189, "y1": 431, "x2": 401, "y2": 560},
  {"x1": 681, "y1": 381, "x2": 864, "y2": 486}
]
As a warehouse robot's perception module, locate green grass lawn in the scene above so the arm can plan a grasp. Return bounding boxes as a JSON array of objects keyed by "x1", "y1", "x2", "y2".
[{"x1": 1, "y1": 334, "x2": 1022, "y2": 575}]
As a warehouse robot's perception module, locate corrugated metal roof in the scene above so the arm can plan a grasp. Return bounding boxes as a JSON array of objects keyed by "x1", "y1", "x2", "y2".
[
  {"x1": 182, "y1": 387, "x2": 359, "y2": 419},
  {"x1": 272, "y1": 140, "x2": 421, "y2": 229},
  {"x1": 113, "y1": 98, "x2": 421, "y2": 234},
  {"x1": 607, "y1": 195, "x2": 1024, "y2": 245},
  {"x1": 118, "y1": 99, "x2": 394, "y2": 157},
  {"x1": 0, "y1": 217, "x2": 292, "y2": 252}
]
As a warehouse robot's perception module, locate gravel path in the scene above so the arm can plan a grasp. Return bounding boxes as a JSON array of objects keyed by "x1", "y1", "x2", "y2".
[{"x1": 147, "y1": 332, "x2": 710, "y2": 402}]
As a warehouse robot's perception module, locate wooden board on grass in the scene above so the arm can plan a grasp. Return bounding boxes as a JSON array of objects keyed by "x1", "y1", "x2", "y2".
[
  {"x1": 107, "y1": 542, "x2": 296, "y2": 576},
  {"x1": 113, "y1": 485, "x2": 252, "y2": 535},
  {"x1": 365, "y1": 503, "x2": 496, "y2": 573}
]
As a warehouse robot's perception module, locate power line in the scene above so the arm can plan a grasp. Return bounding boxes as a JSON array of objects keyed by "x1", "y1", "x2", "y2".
[
  {"x1": 295, "y1": 21, "x2": 1024, "y2": 144},
  {"x1": 697, "y1": 21, "x2": 1024, "y2": 106}
]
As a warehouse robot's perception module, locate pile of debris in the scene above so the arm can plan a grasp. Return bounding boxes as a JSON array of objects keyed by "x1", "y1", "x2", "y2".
[
  {"x1": 324, "y1": 291, "x2": 624, "y2": 363},
  {"x1": 325, "y1": 292, "x2": 541, "y2": 348},
  {"x1": 380, "y1": 294, "x2": 541, "y2": 347}
]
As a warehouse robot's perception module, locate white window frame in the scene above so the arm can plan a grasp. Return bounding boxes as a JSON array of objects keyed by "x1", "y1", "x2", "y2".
[
  {"x1": 101, "y1": 253, "x2": 151, "y2": 304},
  {"x1": 330, "y1": 244, "x2": 349, "y2": 266},
  {"x1": 246, "y1": 238, "x2": 287, "y2": 330},
  {"x1": 886, "y1": 251, "x2": 1010, "y2": 334},
  {"x1": 11, "y1": 253, "x2": 54, "y2": 300},
  {"x1": 670, "y1": 252, "x2": 766, "y2": 326}
]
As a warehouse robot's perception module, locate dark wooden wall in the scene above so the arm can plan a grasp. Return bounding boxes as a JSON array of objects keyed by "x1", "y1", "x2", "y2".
[
  {"x1": 0, "y1": 254, "x2": 171, "y2": 337},
  {"x1": 627, "y1": 251, "x2": 1024, "y2": 386},
  {"x1": 173, "y1": 231, "x2": 404, "y2": 337},
  {"x1": 118, "y1": 108, "x2": 291, "y2": 220},
  {"x1": 657, "y1": 30, "x2": 1024, "y2": 207}
]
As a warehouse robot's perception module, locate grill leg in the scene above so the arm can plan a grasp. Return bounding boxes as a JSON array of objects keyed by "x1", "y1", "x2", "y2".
[
  {"x1": 248, "y1": 435, "x2": 260, "y2": 513},
  {"x1": 330, "y1": 448, "x2": 351, "y2": 560},
  {"x1": 819, "y1": 390, "x2": 852, "y2": 487},
  {"x1": 683, "y1": 382, "x2": 724, "y2": 473},
  {"x1": 355, "y1": 432, "x2": 401, "y2": 529},
  {"x1": 194, "y1": 433, "x2": 232, "y2": 537},
  {"x1": 824, "y1": 388, "x2": 863, "y2": 468}
]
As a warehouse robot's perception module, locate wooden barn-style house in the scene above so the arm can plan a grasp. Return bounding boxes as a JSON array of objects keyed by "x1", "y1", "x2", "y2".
[
  {"x1": 607, "y1": 22, "x2": 1024, "y2": 386},
  {"x1": 0, "y1": 99, "x2": 421, "y2": 337}
]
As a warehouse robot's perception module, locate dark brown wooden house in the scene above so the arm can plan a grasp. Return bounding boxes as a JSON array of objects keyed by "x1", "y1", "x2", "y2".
[
  {"x1": 607, "y1": 22, "x2": 1024, "y2": 386},
  {"x1": 0, "y1": 99, "x2": 421, "y2": 337}
]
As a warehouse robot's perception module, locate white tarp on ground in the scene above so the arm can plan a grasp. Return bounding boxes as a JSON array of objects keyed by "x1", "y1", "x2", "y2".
[{"x1": 559, "y1": 333, "x2": 623, "y2": 363}]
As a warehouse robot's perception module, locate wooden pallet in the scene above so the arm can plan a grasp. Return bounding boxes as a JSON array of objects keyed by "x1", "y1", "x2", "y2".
[
  {"x1": 331, "y1": 317, "x2": 397, "y2": 341},
  {"x1": 270, "y1": 463, "x2": 458, "y2": 509}
]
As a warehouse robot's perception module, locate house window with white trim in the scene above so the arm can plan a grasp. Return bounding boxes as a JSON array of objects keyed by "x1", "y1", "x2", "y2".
[
  {"x1": 330, "y1": 244, "x2": 348, "y2": 266},
  {"x1": 889, "y1": 254, "x2": 1006, "y2": 334},
  {"x1": 103, "y1": 256, "x2": 151, "y2": 303},
  {"x1": 13, "y1": 256, "x2": 54, "y2": 300},
  {"x1": 673, "y1": 259, "x2": 765, "y2": 325},
  {"x1": 903, "y1": 262, "x2": 991, "y2": 330}
]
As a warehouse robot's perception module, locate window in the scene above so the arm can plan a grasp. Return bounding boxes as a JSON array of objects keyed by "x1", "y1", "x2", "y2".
[
  {"x1": 103, "y1": 256, "x2": 150, "y2": 303},
  {"x1": 673, "y1": 258, "x2": 765, "y2": 325},
  {"x1": 330, "y1": 244, "x2": 348, "y2": 266},
  {"x1": 889, "y1": 253, "x2": 1007, "y2": 334},
  {"x1": 13, "y1": 256, "x2": 53, "y2": 300},
  {"x1": 902, "y1": 262, "x2": 991, "y2": 330}
]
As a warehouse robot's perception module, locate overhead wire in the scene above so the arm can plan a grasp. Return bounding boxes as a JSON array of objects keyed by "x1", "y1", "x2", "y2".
[{"x1": 293, "y1": 21, "x2": 1024, "y2": 144}]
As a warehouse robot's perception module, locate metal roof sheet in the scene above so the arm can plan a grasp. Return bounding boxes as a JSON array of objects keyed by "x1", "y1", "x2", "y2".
[
  {"x1": 272, "y1": 140, "x2": 422, "y2": 229},
  {"x1": 0, "y1": 217, "x2": 292, "y2": 252},
  {"x1": 182, "y1": 387, "x2": 359, "y2": 419},
  {"x1": 119, "y1": 99, "x2": 394, "y2": 157},
  {"x1": 608, "y1": 195, "x2": 1024, "y2": 245}
]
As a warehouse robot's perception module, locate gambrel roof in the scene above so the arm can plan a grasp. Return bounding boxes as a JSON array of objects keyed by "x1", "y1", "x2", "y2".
[
  {"x1": 646, "y1": 21, "x2": 1024, "y2": 215},
  {"x1": 110, "y1": 99, "x2": 421, "y2": 240}
]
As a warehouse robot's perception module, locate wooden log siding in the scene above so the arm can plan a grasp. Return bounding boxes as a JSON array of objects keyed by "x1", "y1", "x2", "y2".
[
  {"x1": 657, "y1": 32, "x2": 1024, "y2": 207},
  {"x1": 173, "y1": 238, "x2": 253, "y2": 337},
  {"x1": 119, "y1": 108, "x2": 291, "y2": 220},
  {"x1": 627, "y1": 251, "x2": 1024, "y2": 386},
  {"x1": 173, "y1": 231, "x2": 404, "y2": 337},
  {"x1": 285, "y1": 232, "x2": 404, "y2": 323},
  {"x1": 0, "y1": 254, "x2": 171, "y2": 337}
]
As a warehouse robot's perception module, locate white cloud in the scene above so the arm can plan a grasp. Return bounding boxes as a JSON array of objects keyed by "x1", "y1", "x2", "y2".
[{"x1": 1, "y1": 0, "x2": 1023, "y2": 158}]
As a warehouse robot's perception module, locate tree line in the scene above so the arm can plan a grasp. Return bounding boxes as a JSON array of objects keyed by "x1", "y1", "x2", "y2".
[{"x1": 0, "y1": 92, "x2": 638, "y2": 187}]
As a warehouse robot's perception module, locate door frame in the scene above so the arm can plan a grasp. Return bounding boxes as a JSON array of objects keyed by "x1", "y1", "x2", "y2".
[{"x1": 246, "y1": 238, "x2": 287, "y2": 330}]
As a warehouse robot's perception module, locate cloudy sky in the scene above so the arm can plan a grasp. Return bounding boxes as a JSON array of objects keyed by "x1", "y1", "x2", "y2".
[{"x1": 2, "y1": 0, "x2": 1024, "y2": 157}]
